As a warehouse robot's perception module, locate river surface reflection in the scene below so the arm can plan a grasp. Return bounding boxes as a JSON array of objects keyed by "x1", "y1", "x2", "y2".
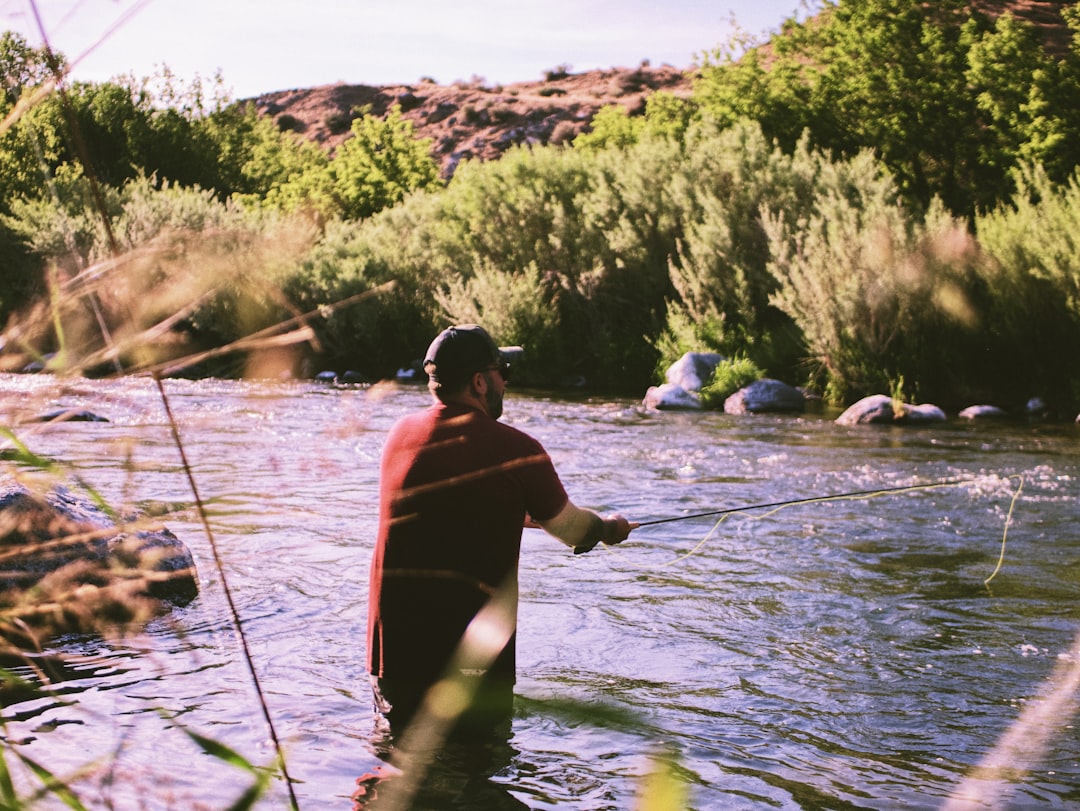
[{"x1": 1, "y1": 373, "x2": 1078, "y2": 809}]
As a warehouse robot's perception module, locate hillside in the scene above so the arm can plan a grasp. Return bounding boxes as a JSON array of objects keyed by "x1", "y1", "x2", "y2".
[
  {"x1": 249, "y1": 0, "x2": 1072, "y2": 178},
  {"x1": 251, "y1": 63, "x2": 693, "y2": 177}
]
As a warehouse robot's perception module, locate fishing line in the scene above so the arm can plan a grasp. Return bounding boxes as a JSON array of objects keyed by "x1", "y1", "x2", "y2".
[
  {"x1": 984, "y1": 474, "x2": 1024, "y2": 587},
  {"x1": 636, "y1": 479, "x2": 975, "y2": 527},
  {"x1": 154, "y1": 374, "x2": 300, "y2": 811},
  {"x1": 615, "y1": 475, "x2": 1025, "y2": 583}
]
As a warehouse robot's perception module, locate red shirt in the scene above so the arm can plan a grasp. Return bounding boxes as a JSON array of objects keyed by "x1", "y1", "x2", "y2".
[{"x1": 366, "y1": 401, "x2": 569, "y2": 685}]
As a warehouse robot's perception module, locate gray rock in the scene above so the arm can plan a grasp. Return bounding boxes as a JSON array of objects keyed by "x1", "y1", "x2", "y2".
[
  {"x1": 0, "y1": 483, "x2": 198, "y2": 646},
  {"x1": 959, "y1": 405, "x2": 1010, "y2": 420},
  {"x1": 665, "y1": 352, "x2": 724, "y2": 394},
  {"x1": 836, "y1": 395, "x2": 896, "y2": 425},
  {"x1": 724, "y1": 379, "x2": 806, "y2": 415},
  {"x1": 25, "y1": 409, "x2": 109, "y2": 423},
  {"x1": 900, "y1": 403, "x2": 947, "y2": 424},
  {"x1": 643, "y1": 383, "x2": 703, "y2": 411},
  {"x1": 836, "y1": 395, "x2": 946, "y2": 426},
  {"x1": 1026, "y1": 397, "x2": 1049, "y2": 418}
]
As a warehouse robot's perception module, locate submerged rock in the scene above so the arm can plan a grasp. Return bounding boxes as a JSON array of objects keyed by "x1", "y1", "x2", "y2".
[
  {"x1": 0, "y1": 483, "x2": 198, "y2": 648},
  {"x1": 24, "y1": 409, "x2": 109, "y2": 423}
]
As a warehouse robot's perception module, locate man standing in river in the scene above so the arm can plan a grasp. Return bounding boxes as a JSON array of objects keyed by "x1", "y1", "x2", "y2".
[{"x1": 366, "y1": 324, "x2": 634, "y2": 738}]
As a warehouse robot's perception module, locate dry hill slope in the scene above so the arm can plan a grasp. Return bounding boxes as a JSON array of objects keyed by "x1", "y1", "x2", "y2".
[
  {"x1": 252, "y1": 1, "x2": 1072, "y2": 178},
  {"x1": 252, "y1": 63, "x2": 693, "y2": 177}
]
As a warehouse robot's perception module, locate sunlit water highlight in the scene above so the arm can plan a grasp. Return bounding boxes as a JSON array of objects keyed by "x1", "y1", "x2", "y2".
[{"x1": 1, "y1": 374, "x2": 1078, "y2": 809}]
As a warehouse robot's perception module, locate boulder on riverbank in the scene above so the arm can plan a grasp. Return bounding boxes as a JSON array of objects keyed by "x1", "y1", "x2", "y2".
[
  {"x1": 724, "y1": 378, "x2": 806, "y2": 415},
  {"x1": 643, "y1": 382, "x2": 703, "y2": 410},
  {"x1": 642, "y1": 351, "x2": 722, "y2": 410},
  {"x1": 643, "y1": 353, "x2": 810, "y2": 415},
  {"x1": 667, "y1": 352, "x2": 723, "y2": 393},
  {"x1": 0, "y1": 483, "x2": 198, "y2": 649}
]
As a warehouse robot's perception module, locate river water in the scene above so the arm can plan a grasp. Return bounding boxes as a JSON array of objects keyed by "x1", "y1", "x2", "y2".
[{"x1": 1, "y1": 373, "x2": 1078, "y2": 810}]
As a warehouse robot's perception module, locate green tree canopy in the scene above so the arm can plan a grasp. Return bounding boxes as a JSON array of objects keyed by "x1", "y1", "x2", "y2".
[
  {"x1": 325, "y1": 105, "x2": 441, "y2": 220},
  {"x1": 693, "y1": 0, "x2": 1080, "y2": 216}
]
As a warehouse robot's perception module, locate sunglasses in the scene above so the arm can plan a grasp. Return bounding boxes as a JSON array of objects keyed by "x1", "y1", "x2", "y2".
[{"x1": 484, "y1": 361, "x2": 511, "y2": 382}]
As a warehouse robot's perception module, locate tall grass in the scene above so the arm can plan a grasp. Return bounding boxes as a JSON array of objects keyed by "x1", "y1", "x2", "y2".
[
  {"x1": 0, "y1": 425, "x2": 277, "y2": 808},
  {"x1": 4, "y1": 12, "x2": 1080, "y2": 807}
]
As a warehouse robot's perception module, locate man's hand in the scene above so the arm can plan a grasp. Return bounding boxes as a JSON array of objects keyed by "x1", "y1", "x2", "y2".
[
  {"x1": 572, "y1": 513, "x2": 637, "y2": 555},
  {"x1": 538, "y1": 501, "x2": 638, "y2": 554},
  {"x1": 602, "y1": 514, "x2": 636, "y2": 546}
]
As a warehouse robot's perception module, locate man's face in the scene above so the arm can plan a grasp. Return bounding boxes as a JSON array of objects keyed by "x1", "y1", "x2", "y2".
[{"x1": 484, "y1": 367, "x2": 506, "y2": 420}]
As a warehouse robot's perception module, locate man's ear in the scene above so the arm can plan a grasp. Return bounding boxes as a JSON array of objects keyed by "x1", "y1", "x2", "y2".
[{"x1": 470, "y1": 369, "x2": 489, "y2": 395}]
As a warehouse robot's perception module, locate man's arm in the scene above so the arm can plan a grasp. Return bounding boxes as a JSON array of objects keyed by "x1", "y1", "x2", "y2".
[{"x1": 537, "y1": 501, "x2": 634, "y2": 553}]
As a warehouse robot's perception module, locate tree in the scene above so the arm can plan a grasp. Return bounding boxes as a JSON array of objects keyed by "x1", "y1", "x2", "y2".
[
  {"x1": 0, "y1": 31, "x2": 58, "y2": 104},
  {"x1": 692, "y1": 0, "x2": 1080, "y2": 216},
  {"x1": 967, "y1": 7, "x2": 1080, "y2": 190},
  {"x1": 327, "y1": 105, "x2": 440, "y2": 220},
  {"x1": 692, "y1": 26, "x2": 816, "y2": 153},
  {"x1": 201, "y1": 102, "x2": 329, "y2": 200},
  {"x1": 808, "y1": 0, "x2": 985, "y2": 214},
  {"x1": 0, "y1": 32, "x2": 67, "y2": 323},
  {"x1": 574, "y1": 91, "x2": 696, "y2": 151}
]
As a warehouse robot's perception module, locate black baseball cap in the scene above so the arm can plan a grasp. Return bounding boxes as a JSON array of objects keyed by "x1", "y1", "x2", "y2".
[{"x1": 423, "y1": 324, "x2": 516, "y2": 388}]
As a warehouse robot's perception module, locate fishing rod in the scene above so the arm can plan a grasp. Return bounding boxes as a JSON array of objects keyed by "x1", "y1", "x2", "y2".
[
  {"x1": 638, "y1": 479, "x2": 973, "y2": 527},
  {"x1": 574, "y1": 477, "x2": 976, "y2": 554}
]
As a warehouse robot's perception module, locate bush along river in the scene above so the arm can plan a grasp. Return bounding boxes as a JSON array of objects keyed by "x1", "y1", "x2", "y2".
[{"x1": 0, "y1": 372, "x2": 1078, "y2": 810}]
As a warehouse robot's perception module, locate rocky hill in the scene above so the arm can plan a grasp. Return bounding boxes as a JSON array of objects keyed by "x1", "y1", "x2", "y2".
[
  {"x1": 252, "y1": 63, "x2": 693, "y2": 177},
  {"x1": 251, "y1": 0, "x2": 1072, "y2": 178}
]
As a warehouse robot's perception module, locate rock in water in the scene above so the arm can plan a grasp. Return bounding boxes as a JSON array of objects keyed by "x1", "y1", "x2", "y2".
[{"x1": 0, "y1": 483, "x2": 198, "y2": 648}]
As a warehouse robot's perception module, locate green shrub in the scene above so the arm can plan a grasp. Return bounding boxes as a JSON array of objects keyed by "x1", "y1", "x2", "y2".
[
  {"x1": 764, "y1": 157, "x2": 988, "y2": 406},
  {"x1": 434, "y1": 261, "x2": 565, "y2": 385},
  {"x1": 324, "y1": 112, "x2": 353, "y2": 135},
  {"x1": 651, "y1": 302, "x2": 727, "y2": 383},
  {"x1": 700, "y1": 355, "x2": 763, "y2": 408},
  {"x1": 3, "y1": 174, "x2": 320, "y2": 376},
  {"x1": 283, "y1": 216, "x2": 435, "y2": 378},
  {"x1": 326, "y1": 106, "x2": 441, "y2": 220},
  {"x1": 974, "y1": 164, "x2": 1080, "y2": 409},
  {"x1": 660, "y1": 121, "x2": 824, "y2": 378}
]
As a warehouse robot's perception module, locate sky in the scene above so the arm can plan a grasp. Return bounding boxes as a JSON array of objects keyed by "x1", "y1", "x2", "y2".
[{"x1": 2, "y1": 0, "x2": 812, "y2": 99}]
